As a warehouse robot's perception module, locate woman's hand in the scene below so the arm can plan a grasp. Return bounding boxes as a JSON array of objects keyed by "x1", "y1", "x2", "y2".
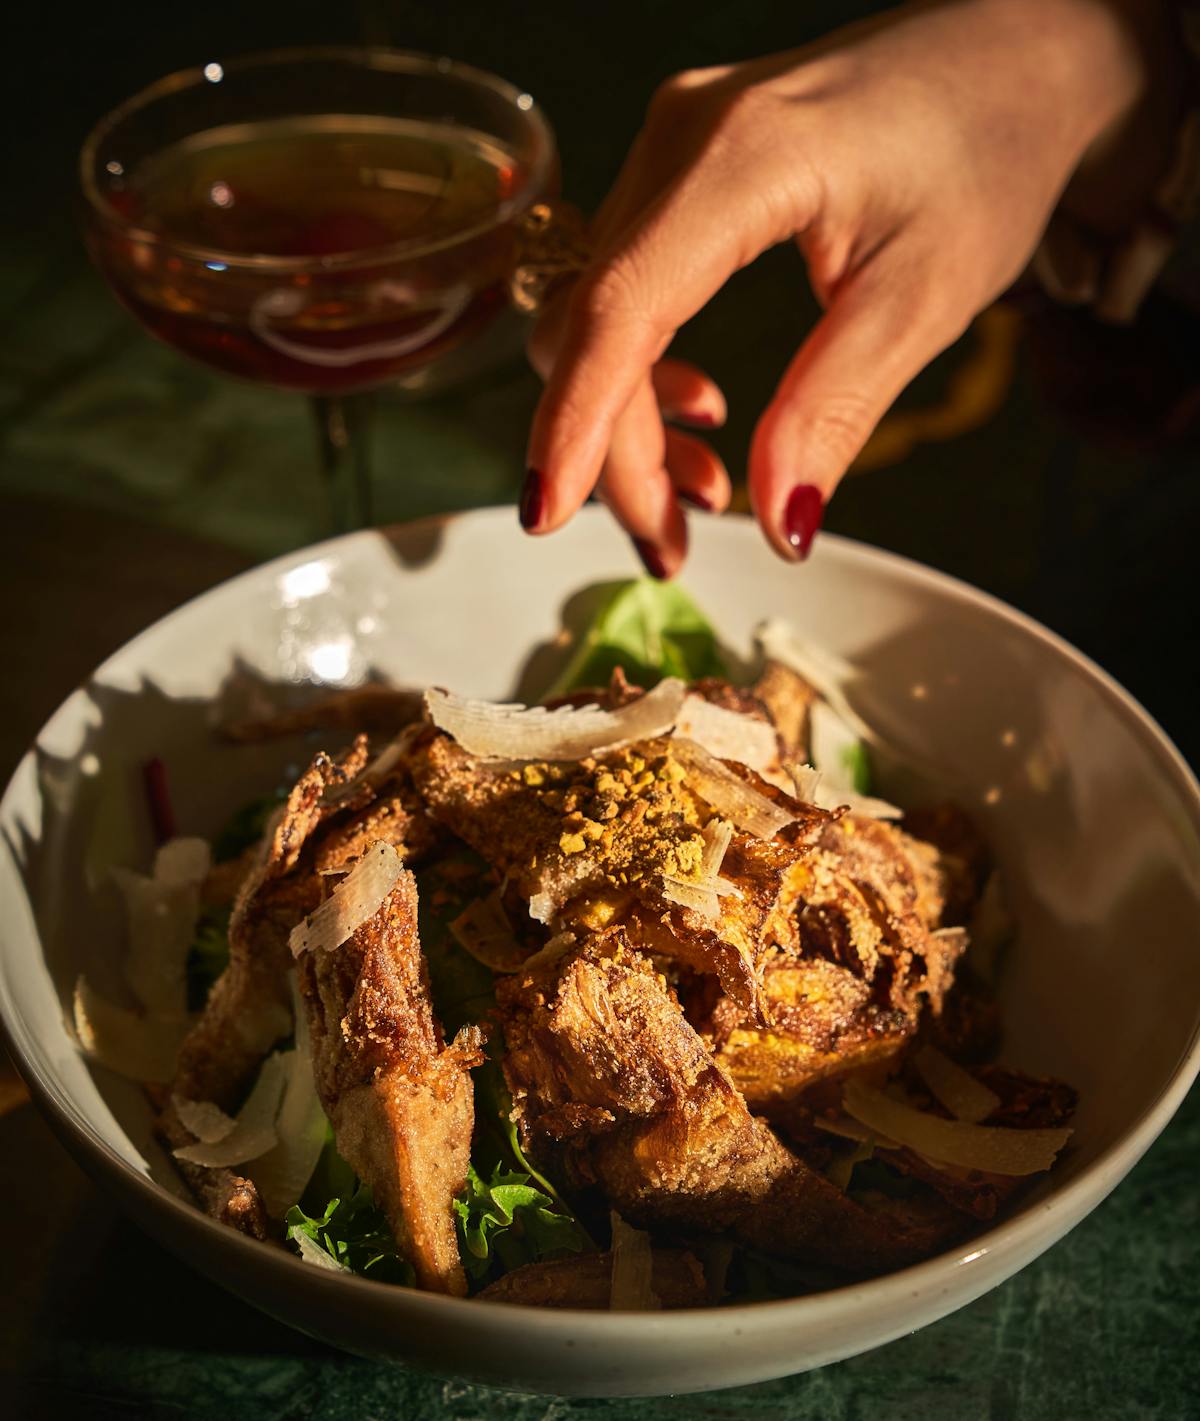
[{"x1": 521, "y1": 0, "x2": 1169, "y2": 573}]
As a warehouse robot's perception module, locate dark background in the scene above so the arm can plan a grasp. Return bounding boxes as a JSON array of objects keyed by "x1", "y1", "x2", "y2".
[{"x1": 1, "y1": 2, "x2": 1198, "y2": 1417}]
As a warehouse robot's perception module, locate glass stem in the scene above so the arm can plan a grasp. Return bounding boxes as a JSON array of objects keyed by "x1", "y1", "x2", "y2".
[{"x1": 310, "y1": 392, "x2": 375, "y2": 532}]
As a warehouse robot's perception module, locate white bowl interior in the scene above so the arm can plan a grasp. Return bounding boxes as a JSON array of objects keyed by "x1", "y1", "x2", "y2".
[{"x1": 2, "y1": 507, "x2": 1198, "y2": 1396}]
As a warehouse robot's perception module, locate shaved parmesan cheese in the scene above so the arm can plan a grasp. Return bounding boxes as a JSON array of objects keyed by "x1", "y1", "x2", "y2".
[
  {"x1": 173, "y1": 1051, "x2": 289, "y2": 1167},
  {"x1": 321, "y1": 724, "x2": 421, "y2": 810},
  {"x1": 672, "y1": 739, "x2": 796, "y2": 840},
  {"x1": 822, "y1": 789, "x2": 904, "y2": 820},
  {"x1": 760, "y1": 624, "x2": 912, "y2": 818},
  {"x1": 154, "y1": 836, "x2": 212, "y2": 886},
  {"x1": 788, "y1": 763, "x2": 823, "y2": 803},
  {"x1": 812, "y1": 1113, "x2": 900, "y2": 1151},
  {"x1": 756, "y1": 622, "x2": 874, "y2": 742},
  {"x1": 609, "y1": 1212, "x2": 660, "y2": 1311},
  {"x1": 809, "y1": 700, "x2": 869, "y2": 795},
  {"x1": 825, "y1": 1137, "x2": 874, "y2": 1192},
  {"x1": 289, "y1": 841, "x2": 404, "y2": 957},
  {"x1": 661, "y1": 820, "x2": 739, "y2": 919},
  {"x1": 673, "y1": 696, "x2": 779, "y2": 775},
  {"x1": 527, "y1": 891, "x2": 556, "y2": 926},
  {"x1": 700, "y1": 818, "x2": 734, "y2": 879},
  {"x1": 932, "y1": 925, "x2": 970, "y2": 957},
  {"x1": 843, "y1": 1077, "x2": 1070, "y2": 1176},
  {"x1": 250, "y1": 978, "x2": 328, "y2": 1217},
  {"x1": 174, "y1": 1096, "x2": 236, "y2": 1144},
  {"x1": 836, "y1": 791, "x2": 904, "y2": 821},
  {"x1": 359, "y1": 723, "x2": 418, "y2": 786},
  {"x1": 73, "y1": 976, "x2": 187, "y2": 1084},
  {"x1": 114, "y1": 835, "x2": 211, "y2": 1018},
  {"x1": 519, "y1": 930, "x2": 578, "y2": 974},
  {"x1": 661, "y1": 877, "x2": 718, "y2": 918},
  {"x1": 787, "y1": 763, "x2": 904, "y2": 821},
  {"x1": 914, "y1": 1046, "x2": 1001, "y2": 1124},
  {"x1": 425, "y1": 677, "x2": 686, "y2": 761}
]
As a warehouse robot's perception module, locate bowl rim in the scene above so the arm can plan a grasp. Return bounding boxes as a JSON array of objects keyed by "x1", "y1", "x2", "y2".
[{"x1": 3, "y1": 507, "x2": 1199, "y2": 1335}]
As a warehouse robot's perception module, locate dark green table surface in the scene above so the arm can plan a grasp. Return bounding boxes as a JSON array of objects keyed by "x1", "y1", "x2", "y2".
[{"x1": 2, "y1": 2, "x2": 1199, "y2": 1417}]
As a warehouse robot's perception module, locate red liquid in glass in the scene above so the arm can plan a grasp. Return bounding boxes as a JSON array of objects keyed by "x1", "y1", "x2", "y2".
[{"x1": 90, "y1": 116, "x2": 528, "y2": 392}]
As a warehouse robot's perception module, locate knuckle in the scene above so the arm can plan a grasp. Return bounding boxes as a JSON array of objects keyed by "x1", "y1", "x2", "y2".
[
  {"x1": 648, "y1": 67, "x2": 707, "y2": 113},
  {"x1": 803, "y1": 392, "x2": 879, "y2": 464},
  {"x1": 646, "y1": 73, "x2": 690, "y2": 124},
  {"x1": 646, "y1": 65, "x2": 732, "y2": 127},
  {"x1": 709, "y1": 81, "x2": 771, "y2": 138},
  {"x1": 876, "y1": 239, "x2": 978, "y2": 352},
  {"x1": 908, "y1": 263, "x2": 976, "y2": 349},
  {"x1": 572, "y1": 261, "x2": 650, "y2": 329}
]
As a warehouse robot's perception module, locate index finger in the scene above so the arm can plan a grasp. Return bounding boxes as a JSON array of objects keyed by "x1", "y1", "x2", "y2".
[{"x1": 524, "y1": 164, "x2": 798, "y2": 533}]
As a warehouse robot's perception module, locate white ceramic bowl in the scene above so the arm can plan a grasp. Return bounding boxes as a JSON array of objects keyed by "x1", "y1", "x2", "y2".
[{"x1": 2, "y1": 508, "x2": 1198, "y2": 1398}]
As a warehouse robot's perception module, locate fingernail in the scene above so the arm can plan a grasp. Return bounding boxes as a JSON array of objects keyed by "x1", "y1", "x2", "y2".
[
  {"x1": 519, "y1": 469, "x2": 545, "y2": 531},
  {"x1": 678, "y1": 489, "x2": 715, "y2": 512},
  {"x1": 783, "y1": 483, "x2": 825, "y2": 560},
  {"x1": 633, "y1": 538, "x2": 671, "y2": 580}
]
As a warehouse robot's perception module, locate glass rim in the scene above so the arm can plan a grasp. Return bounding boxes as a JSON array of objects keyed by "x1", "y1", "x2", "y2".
[{"x1": 79, "y1": 45, "x2": 558, "y2": 273}]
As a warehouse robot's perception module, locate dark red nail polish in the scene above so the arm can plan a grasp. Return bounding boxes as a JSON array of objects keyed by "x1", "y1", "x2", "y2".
[
  {"x1": 678, "y1": 489, "x2": 715, "y2": 512},
  {"x1": 633, "y1": 538, "x2": 671, "y2": 580},
  {"x1": 783, "y1": 483, "x2": 825, "y2": 560},
  {"x1": 659, "y1": 406, "x2": 716, "y2": 426},
  {"x1": 519, "y1": 469, "x2": 545, "y2": 531}
]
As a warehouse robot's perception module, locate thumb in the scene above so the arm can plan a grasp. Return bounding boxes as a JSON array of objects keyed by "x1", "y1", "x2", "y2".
[{"x1": 749, "y1": 254, "x2": 966, "y2": 560}]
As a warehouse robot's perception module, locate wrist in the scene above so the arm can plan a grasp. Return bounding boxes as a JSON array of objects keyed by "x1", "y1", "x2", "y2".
[{"x1": 969, "y1": 0, "x2": 1160, "y2": 152}]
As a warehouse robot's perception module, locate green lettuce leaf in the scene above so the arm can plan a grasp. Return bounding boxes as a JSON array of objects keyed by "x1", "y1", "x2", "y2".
[
  {"x1": 290, "y1": 1114, "x2": 588, "y2": 1291},
  {"x1": 454, "y1": 1163, "x2": 588, "y2": 1285},
  {"x1": 285, "y1": 1182, "x2": 415, "y2": 1285},
  {"x1": 841, "y1": 740, "x2": 874, "y2": 796},
  {"x1": 545, "y1": 578, "x2": 726, "y2": 696}
]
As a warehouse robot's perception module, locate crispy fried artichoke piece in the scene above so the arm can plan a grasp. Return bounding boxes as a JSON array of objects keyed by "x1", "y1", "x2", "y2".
[
  {"x1": 164, "y1": 738, "x2": 441, "y2": 1233},
  {"x1": 708, "y1": 813, "x2": 967, "y2": 1109},
  {"x1": 751, "y1": 660, "x2": 817, "y2": 759},
  {"x1": 174, "y1": 741, "x2": 441, "y2": 1111},
  {"x1": 714, "y1": 960, "x2": 913, "y2": 1112},
  {"x1": 800, "y1": 815, "x2": 965, "y2": 1017},
  {"x1": 156, "y1": 1108, "x2": 268, "y2": 1240},
  {"x1": 298, "y1": 869, "x2": 484, "y2": 1295},
  {"x1": 171, "y1": 739, "x2": 372, "y2": 1115},
  {"x1": 819, "y1": 814, "x2": 948, "y2": 937},
  {"x1": 477, "y1": 1248, "x2": 708, "y2": 1308},
  {"x1": 160, "y1": 742, "x2": 371, "y2": 1233},
  {"x1": 499, "y1": 933, "x2": 963, "y2": 1274},
  {"x1": 408, "y1": 729, "x2": 830, "y2": 1015},
  {"x1": 901, "y1": 803, "x2": 991, "y2": 924}
]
